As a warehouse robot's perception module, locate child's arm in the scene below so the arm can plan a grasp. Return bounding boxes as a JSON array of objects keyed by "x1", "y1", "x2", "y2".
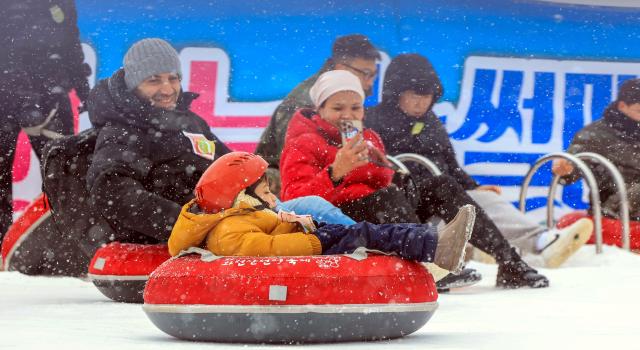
[{"x1": 214, "y1": 219, "x2": 322, "y2": 256}]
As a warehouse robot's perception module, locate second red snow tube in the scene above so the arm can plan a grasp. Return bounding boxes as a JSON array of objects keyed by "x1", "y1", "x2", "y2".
[
  {"x1": 1, "y1": 194, "x2": 53, "y2": 273},
  {"x1": 87, "y1": 243, "x2": 171, "y2": 303},
  {"x1": 557, "y1": 211, "x2": 640, "y2": 250},
  {"x1": 143, "y1": 252, "x2": 438, "y2": 343}
]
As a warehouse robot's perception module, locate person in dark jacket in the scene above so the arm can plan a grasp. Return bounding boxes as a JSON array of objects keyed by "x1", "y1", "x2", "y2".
[
  {"x1": 367, "y1": 54, "x2": 593, "y2": 269},
  {"x1": 0, "y1": 0, "x2": 91, "y2": 240},
  {"x1": 3, "y1": 38, "x2": 362, "y2": 277},
  {"x1": 553, "y1": 78, "x2": 640, "y2": 221},
  {"x1": 84, "y1": 38, "x2": 231, "y2": 247},
  {"x1": 281, "y1": 69, "x2": 549, "y2": 288},
  {"x1": 85, "y1": 39, "x2": 355, "y2": 250}
]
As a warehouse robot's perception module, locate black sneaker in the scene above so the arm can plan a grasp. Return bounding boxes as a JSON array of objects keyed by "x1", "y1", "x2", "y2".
[
  {"x1": 496, "y1": 258, "x2": 549, "y2": 289},
  {"x1": 436, "y1": 267, "x2": 482, "y2": 293}
]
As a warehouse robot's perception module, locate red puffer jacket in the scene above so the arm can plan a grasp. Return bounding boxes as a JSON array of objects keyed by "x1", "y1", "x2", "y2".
[{"x1": 280, "y1": 109, "x2": 394, "y2": 205}]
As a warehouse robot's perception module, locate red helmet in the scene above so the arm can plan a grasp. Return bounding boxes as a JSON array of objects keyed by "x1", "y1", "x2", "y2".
[{"x1": 195, "y1": 152, "x2": 268, "y2": 213}]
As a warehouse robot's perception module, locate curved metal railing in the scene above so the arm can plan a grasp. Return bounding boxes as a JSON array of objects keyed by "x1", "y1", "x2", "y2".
[
  {"x1": 575, "y1": 152, "x2": 630, "y2": 250},
  {"x1": 386, "y1": 155, "x2": 410, "y2": 174},
  {"x1": 518, "y1": 152, "x2": 604, "y2": 254},
  {"x1": 393, "y1": 153, "x2": 443, "y2": 176},
  {"x1": 540, "y1": 152, "x2": 631, "y2": 251}
]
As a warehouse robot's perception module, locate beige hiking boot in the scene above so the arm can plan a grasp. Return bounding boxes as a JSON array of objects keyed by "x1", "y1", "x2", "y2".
[{"x1": 434, "y1": 205, "x2": 476, "y2": 274}]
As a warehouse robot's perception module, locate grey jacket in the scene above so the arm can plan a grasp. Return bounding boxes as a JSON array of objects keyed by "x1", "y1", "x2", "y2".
[
  {"x1": 562, "y1": 104, "x2": 640, "y2": 219},
  {"x1": 255, "y1": 62, "x2": 331, "y2": 168}
]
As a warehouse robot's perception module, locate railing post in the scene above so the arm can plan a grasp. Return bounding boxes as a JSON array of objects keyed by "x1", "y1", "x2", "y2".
[
  {"x1": 519, "y1": 152, "x2": 604, "y2": 254},
  {"x1": 576, "y1": 152, "x2": 631, "y2": 251},
  {"x1": 393, "y1": 153, "x2": 443, "y2": 176},
  {"x1": 386, "y1": 155, "x2": 410, "y2": 174}
]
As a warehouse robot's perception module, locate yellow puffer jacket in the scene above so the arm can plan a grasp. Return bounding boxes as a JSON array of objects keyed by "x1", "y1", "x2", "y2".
[{"x1": 168, "y1": 199, "x2": 323, "y2": 257}]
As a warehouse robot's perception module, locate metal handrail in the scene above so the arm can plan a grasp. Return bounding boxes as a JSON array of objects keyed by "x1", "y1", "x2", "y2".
[
  {"x1": 385, "y1": 155, "x2": 410, "y2": 174},
  {"x1": 518, "y1": 152, "x2": 604, "y2": 254},
  {"x1": 393, "y1": 153, "x2": 443, "y2": 176},
  {"x1": 542, "y1": 152, "x2": 630, "y2": 251},
  {"x1": 576, "y1": 152, "x2": 630, "y2": 251}
]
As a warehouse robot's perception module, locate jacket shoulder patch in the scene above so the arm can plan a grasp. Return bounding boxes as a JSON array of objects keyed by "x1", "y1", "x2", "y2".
[
  {"x1": 49, "y1": 5, "x2": 65, "y2": 23},
  {"x1": 182, "y1": 131, "x2": 216, "y2": 160}
]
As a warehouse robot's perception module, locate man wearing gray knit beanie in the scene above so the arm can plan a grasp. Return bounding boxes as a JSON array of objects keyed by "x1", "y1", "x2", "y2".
[
  {"x1": 124, "y1": 38, "x2": 182, "y2": 110},
  {"x1": 79, "y1": 37, "x2": 230, "y2": 268},
  {"x1": 5, "y1": 37, "x2": 236, "y2": 277}
]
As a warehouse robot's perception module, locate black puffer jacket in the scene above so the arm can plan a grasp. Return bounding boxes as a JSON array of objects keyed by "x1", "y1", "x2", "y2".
[
  {"x1": 563, "y1": 104, "x2": 640, "y2": 219},
  {"x1": 366, "y1": 54, "x2": 478, "y2": 190},
  {"x1": 86, "y1": 69, "x2": 231, "y2": 243},
  {"x1": 0, "y1": 0, "x2": 91, "y2": 106}
]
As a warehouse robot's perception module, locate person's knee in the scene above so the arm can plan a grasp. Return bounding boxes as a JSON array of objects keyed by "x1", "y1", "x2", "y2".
[
  {"x1": 310, "y1": 195, "x2": 327, "y2": 202},
  {"x1": 425, "y1": 175, "x2": 465, "y2": 197},
  {"x1": 467, "y1": 189, "x2": 502, "y2": 202},
  {"x1": 306, "y1": 195, "x2": 330, "y2": 205},
  {"x1": 435, "y1": 174, "x2": 462, "y2": 188}
]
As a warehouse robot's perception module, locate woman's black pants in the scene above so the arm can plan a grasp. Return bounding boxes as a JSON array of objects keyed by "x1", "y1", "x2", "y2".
[{"x1": 338, "y1": 175, "x2": 516, "y2": 263}]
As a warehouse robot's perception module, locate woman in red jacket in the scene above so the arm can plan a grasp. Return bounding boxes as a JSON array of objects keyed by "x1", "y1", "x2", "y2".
[{"x1": 280, "y1": 70, "x2": 548, "y2": 289}]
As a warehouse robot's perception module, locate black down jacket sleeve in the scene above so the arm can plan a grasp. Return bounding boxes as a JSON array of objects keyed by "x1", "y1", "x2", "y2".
[
  {"x1": 87, "y1": 125, "x2": 181, "y2": 241},
  {"x1": 441, "y1": 136, "x2": 479, "y2": 190}
]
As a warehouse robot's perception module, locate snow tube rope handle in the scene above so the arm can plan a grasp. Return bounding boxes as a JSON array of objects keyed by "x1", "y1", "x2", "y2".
[{"x1": 174, "y1": 246, "x2": 394, "y2": 263}]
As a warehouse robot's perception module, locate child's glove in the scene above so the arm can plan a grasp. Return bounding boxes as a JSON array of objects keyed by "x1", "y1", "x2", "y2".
[{"x1": 277, "y1": 210, "x2": 316, "y2": 233}]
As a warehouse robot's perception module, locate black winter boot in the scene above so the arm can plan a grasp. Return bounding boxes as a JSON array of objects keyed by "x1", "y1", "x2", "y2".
[
  {"x1": 436, "y1": 267, "x2": 482, "y2": 293},
  {"x1": 496, "y1": 248, "x2": 549, "y2": 289}
]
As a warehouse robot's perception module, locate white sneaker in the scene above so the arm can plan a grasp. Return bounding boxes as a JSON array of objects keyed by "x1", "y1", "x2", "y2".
[{"x1": 538, "y1": 218, "x2": 593, "y2": 268}]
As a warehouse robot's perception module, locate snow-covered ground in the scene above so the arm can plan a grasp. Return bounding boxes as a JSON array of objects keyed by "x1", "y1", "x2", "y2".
[{"x1": 2, "y1": 246, "x2": 639, "y2": 350}]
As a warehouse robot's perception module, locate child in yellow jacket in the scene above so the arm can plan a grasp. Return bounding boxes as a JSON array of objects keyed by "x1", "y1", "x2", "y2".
[{"x1": 168, "y1": 152, "x2": 475, "y2": 273}]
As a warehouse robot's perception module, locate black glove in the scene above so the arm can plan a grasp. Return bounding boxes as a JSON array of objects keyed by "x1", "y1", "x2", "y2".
[
  {"x1": 72, "y1": 63, "x2": 92, "y2": 103},
  {"x1": 15, "y1": 88, "x2": 48, "y2": 129}
]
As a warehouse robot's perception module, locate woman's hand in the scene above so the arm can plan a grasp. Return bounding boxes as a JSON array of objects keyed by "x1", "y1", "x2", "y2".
[
  {"x1": 330, "y1": 133, "x2": 369, "y2": 181},
  {"x1": 367, "y1": 141, "x2": 392, "y2": 167}
]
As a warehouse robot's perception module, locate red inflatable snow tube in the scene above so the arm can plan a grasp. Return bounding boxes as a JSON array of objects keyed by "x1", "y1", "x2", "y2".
[
  {"x1": 143, "y1": 253, "x2": 438, "y2": 343},
  {"x1": 88, "y1": 242, "x2": 171, "y2": 303},
  {"x1": 1, "y1": 194, "x2": 50, "y2": 271},
  {"x1": 557, "y1": 211, "x2": 640, "y2": 250}
]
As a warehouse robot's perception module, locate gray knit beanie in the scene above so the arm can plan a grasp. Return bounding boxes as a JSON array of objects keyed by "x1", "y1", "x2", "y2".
[{"x1": 123, "y1": 38, "x2": 181, "y2": 90}]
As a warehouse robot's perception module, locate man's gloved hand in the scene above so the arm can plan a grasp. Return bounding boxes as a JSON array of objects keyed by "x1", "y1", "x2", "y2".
[
  {"x1": 20, "y1": 105, "x2": 47, "y2": 129},
  {"x1": 16, "y1": 90, "x2": 47, "y2": 128}
]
